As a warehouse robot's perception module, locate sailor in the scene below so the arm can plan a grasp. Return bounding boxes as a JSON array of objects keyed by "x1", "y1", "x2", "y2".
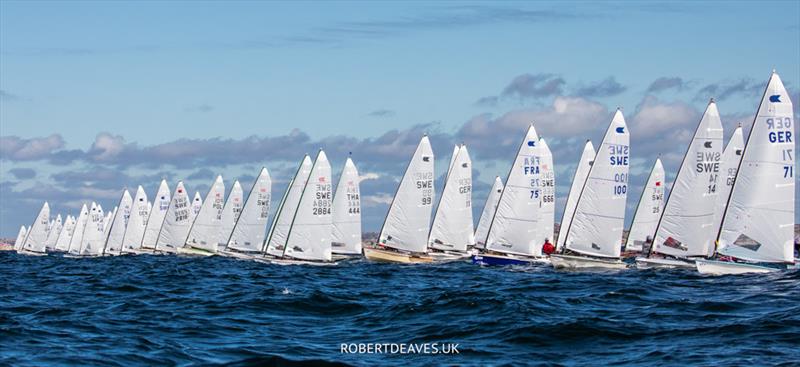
[{"x1": 542, "y1": 238, "x2": 555, "y2": 255}]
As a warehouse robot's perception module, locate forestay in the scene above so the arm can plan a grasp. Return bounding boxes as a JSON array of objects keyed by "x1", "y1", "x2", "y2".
[
  {"x1": 228, "y1": 168, "x2": 272, "y2": 252},
  {"x1": 284, "y1": 150, "x2": 334, "y2": 261},
  {"x1": 155, "y1": 182, "x2": 192, "y2": 253},
  {"x1": 565, "y1": 110, "x2": 630, "y2": 258},
  {"x1": 718, "y1": 71, "x2": 795, "y2": 263},
  {"x1": 266, "y1": 157, "x2": 311, "y2": 257},
  {"x1": 486, "y1": 125, "x2": 541, "y2": 256},
  {"x1": 556, "y1": 141, "x2": 595, "y2": 251},
  {"x1": 185, "y1": 175, "x2": 226, "y2": 252},
  {"x1": 429, "y1": 145, "x2": 474, "y2": 252},
  {"x1": 141, "y1": 180, "x2": 171, "y2": 249},
  {"x1": 625, "y1": 158, "x2": 665, "y2": 252},
  {"x1": 474, "y1": 176, "x2": 503, "y2": 249},
  {"x1": 331, "y1": 157, "x2": 362, "y2": 255},
  {"x1": 379, "y1": 135, "x2": 435, "y2": 254}
]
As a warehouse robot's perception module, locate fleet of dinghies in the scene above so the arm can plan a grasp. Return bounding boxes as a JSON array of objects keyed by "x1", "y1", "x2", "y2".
[{"x1": 10, "y1": 71, "x2": 797, "y2": 274}]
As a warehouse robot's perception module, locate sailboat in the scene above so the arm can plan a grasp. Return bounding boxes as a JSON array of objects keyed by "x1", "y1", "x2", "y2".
[
  {"x1": 180, "y1": 175, "x2": 226, "y2": 256},
  {"x1": 268, "y1": 149, "x2": 335, "y2": 265},
  {"x1": 17, "y1": 202, "x2": 50, "y2": 255},
  {"x1": 697, "y1": 71, "x2": 795, "y2": 274},
  {"x1": 76, "y1": 203, "x2": 106, "y2": 256},
  {"x1": 556, "y1": 140, "x2": 595, "y2": 252},
  {"x1": 120, "y1": 186, "x2": 149, "y2": 254},
  {"x1": 221, "y1": 167, "x2": 272, "y2": 258},
  {"x1": 428, "y1": 144, "x2": 473, "y2": 261},
  {"x1": 331, "y1": 156, "x2": 362, "y2": 259},
  {"x1": 364, "y1": 135, "x2": 435, "y2": 263},
  {"x1": 539, "y1": 138, "x2": 555, "y2": 246},
  {"x1": 472, "y1": 124, "x2": 546, "y2": 266},
  {"x1": 54, "y1": 215, "x2": 76, "y2": 253},
  {"x1": 473, "y1": 176, "x2": 503, "y2": 250},
  {"x1": 154, "y1": 181, "x2": 192, "y2": 254},
  {"x1": 66, "y1": 204, "x2": 89, "y2": 256},
  {"x1": 217, "y1": 179, "x2": 243, "y2": 252},
  {"x1": 623, "y1": 158, "x2": 665, "y2": 255},
  {"x1": 190, "y1": 192, "x2": 203, "y2": 222},
  {"x1": 103, "y1": 190, "x2": 133, "y2": 256},
  {"x1": 44, "y1": 214, "x2": 63, "y2": 252},
  {"x1": 637, "y1": 100, "x2": 724, "y2": 269},
  {"x1": 13, "y1": 226, "x2": 27, "y2": 252},
  {"x1": 551, "y1": 109, "x2": 630, "y2": 270},
  {"x1": 264, "y1": 156, "x2": 312, "y2": 258},
  {"x1": 140, "y1": 180, "x2": 170, "y2": 251},
  {"x1": 707, "y1": 125, "x2": 744, "y2": 256}
]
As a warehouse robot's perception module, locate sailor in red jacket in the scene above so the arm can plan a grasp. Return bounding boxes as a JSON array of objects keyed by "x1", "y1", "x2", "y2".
[{"x1": 542, "y1": 238, "x2": 555, "y2": 255}]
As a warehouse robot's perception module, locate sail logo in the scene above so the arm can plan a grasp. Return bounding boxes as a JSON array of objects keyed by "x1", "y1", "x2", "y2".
[
  {"x1": 527, "y1": 140, "x2": 536, "y2": 147},
  {"x1": 769, "y1": 95, "x2": 781, "y2": 103},
  {"x1": 704, "y1": 141, "x2": 713, "y2": 148},
  {"x1": 615, "y1": 127, "x2": 625, "y2": 134}
]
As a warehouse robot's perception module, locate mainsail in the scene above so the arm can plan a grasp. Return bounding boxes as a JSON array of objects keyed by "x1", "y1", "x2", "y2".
[
  {"x1": 265, "y1": 156, "x2": 312, "y2": 256},
  {"x1": 284, "y1": 150, "x2": 333, "y2": 261},
  {"x1": 185, "y1": 175, "x2": 226, "y2": 252},
  {"x1": 717, "y1": 71, "x2": 795, "y2": 263},
  {"x1": 13, "y1": 226, "x2": 27, "y2": 251},
  {"x1": 155, "y1": 181, "x2": 192, "y2": 253},
  {"x1": 428, "y1": 144, "x2": 474, "y2": 252},
  {"x1": 190, "y1": 192, "x2": 202, "y2": 222},
  {"x1": 54, "y1": 215, "x2": 76, "y2": 252},
  {"x1": 228, "y1": 168, "x2": 272, "y2": 253},
  {"x1": 67, "y1": 204, "x2": 89, "y2": 255},
  {"x1": 379, "y1": 135, "x2": 435, "y2": 254},
  {"x1": 539, "y1": 138, "x2": 555, "y2": 244},
  {"x1": 20, "y1": 202, "x2": 50, "y2": 254},
  {"x1": 556, "y1": 141, "x2": 595, "y2": 251},
  {"x1": 474, "y1": 176, "x2": 503, "y2": 249},
  {"x1": 218, "y1": 179, "x2": 243, "y2": 248},
  {"x1": 625, "y1": 158, "x2": 665, "y2": 252},
  {"x1": 141, "y1": 180, "x2": 170, "y2": 249},
  {"x1": 44, "y1": 214, "x2": 63, "y2": 251},
  {"x1": 652, "y1": 101, "x2": 723, "y2": 258},
  {"x1": 708, "y1": 126, "x2": 744, "y2": 255},
  {"x1": 104, "y1": 190, "x2": 133, "y2": 255},
  {"x1": 79, "y1": 203, "x2": 106, "y2": 256},
  {"x1": 485, "y1": 125, "x2": 541, "y2": 256},
  {"x1": 121, "y1": 186, "x2": 149, "y2": 252},
  {"x1": 565, "y1": 110, "x2": 630, "y2": 258},
  {"x1": 331, "y1": 157, "x2": 362, "y2": 255}
]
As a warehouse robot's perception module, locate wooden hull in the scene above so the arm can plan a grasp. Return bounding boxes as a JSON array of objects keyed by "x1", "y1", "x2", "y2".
[
  {"x1": 471, "y1": 253, "x2": 549, "y2": 266},
  {"x1": 695, "y1": 259, "x2": 779, "y2": 275},
  {"x1": 635, "y1": 257, "x2": 695, "y2": 269},
  {"x1": 363, "y1": 247, "x2": 433, "y2": 264},
  {"x1": 550, "y1": 254, "x2": 627, "y2": 270}
]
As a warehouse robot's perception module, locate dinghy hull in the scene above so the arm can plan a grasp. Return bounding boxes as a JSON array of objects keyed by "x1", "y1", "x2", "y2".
[
  {"x1": 695, "y1": 259, "x2": 779, "y2": 275},
  {"x1": 268, "y1": 258, "x2": 338, "y2": 266},
  {"x1": 635, "y1": 257, "x2": 695, "y2": 269},
  {"x1": 16, "y1": 249, "x2": 47, "y2": 256},
  {"x1": 176, "y1": 246, "x2": 215, "y2": 257},
  {"x1": 363, "y1": 247, "x2": 433, "y2": 264},
  {"x1": 550, "y1": 254, "x2": 627, "y2": 270},
  {"x1": 471, "y1": 253, "x2": 548, "y2": 266},
  {"x1": 217, "y1": 249, "x2": 260, "y2": 260},
  {"x1": 429, "y1": 250, "x2": 470, "y2": 263}
]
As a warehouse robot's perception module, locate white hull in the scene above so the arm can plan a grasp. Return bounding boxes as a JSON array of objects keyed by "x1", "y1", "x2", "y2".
[
  {"x1": 176, "y1": 246, "x2": 215, "y2": 257},
  {"x1": 428, "y1": 250, "x2": 470, "y2": 262},
  {"x1": 635, "y1": 257, "x2": 695, "y2": 269},
  {"x1": 695, "y1": 260, "x2": 779, "y2": 275},
  {"x1": 16, "y1": 249, "x2": 47, "y2": 256},
  {"x1": 259, "y1": 257, "x2": 338, "y2": 266},
  {"x1": 120, "y1": 248, "x2": 155, "y2": 255},
  {"x1": 331, "y1": 253, "x2": 362, "y2": 261},
  {"x1": 551, "y1": 254, "x2": 627, "y2": 270},
  {"x1": 217, "y1": 249, "x2": 261, "y2": 260}
]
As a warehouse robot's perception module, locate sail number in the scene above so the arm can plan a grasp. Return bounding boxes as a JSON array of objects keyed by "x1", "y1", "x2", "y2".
[
  {"x1": 608, "y1": 144, "x2": 629, "y2": 166},
  {"x1": 312, "y1": 183, "x2": 332, "y2": 216},
  {"x1": 415, "y1": 172, "x2": 434, "y2": 206}
]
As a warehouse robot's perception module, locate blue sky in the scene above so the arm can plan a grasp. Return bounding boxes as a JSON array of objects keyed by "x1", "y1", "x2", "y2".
[{"x1": 1, "y1": 1, "x2": 799, "y2": 237}]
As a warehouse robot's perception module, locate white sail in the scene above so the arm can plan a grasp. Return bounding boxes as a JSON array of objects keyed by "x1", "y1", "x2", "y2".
[
  {"x1": 102, "y1": 209, "x2": 113, "y2": 240},
  {"x1": 486, "y1": 125, "x2": 541, "y2": 256},
  {"x1": 284, "y1": 150, "x2": 334, "y2": 261},
  {"x1": 625, "y1": 158, "x2": 665, "y2": 252},
  {"x1": 474, "y1": 176, "x2": 503, "y2": 249},
  {"x1": 190, "y1": 191, "x2": 202, "y2": 221},
  {"x1": 67, "y1": 204, "x2": 89, "y2": 254},
  {"x1": 266, "y1": 157, "x2": 312, "y2": 256},
  {"x1": 79, "y1": 203, "x2": 106, "y2": 256},
  {"x1": 331, "y1": 157, "x2": 362, "y2": 254},
  {"x1": 218, "y1": 179, "x2": 244, "y2": 248},
  {"x1": 565, "y1": 110, "x2": 630, "y2": 258},
  {"x1": 653, "y1": 101, "x2": 723, "y2": 258},
  {"x1": 121, "y1": 186, "x2": 149, "y2": 252},
  {"x1": 228, "y1": 168, "x2": 272, "y2": 252},
  {"x1": 20, "y1": 202, "x2": 50, "y2": 254},
  {"x1": 718, "y1": 71, "x2": 794, "y2": 263},
  {"x1": 185, "y1": 175, "x2": 226, "y2": 252},
  {"x1": 708, "y1": 126, "x2": 745, "y2": 255},
  {"x1": 141, "y1": 180, "x2": 170, "y2": 249},
  {"x1": 13, "y1": 226, "x2": 28, "y2": 251},
  {"x1": 44, "y1": 214, "x2": 63, "y2": 251},
  {"x1": 556, "y1": 141, "x2": 595, "y2": 251},
  {"x1": 155, "y1": 181, "x2": 192, "y2": 253},
  {"x1": 539, "y1": 138, "x2": 555, "y2": 244},
  {"x1": 429, "y1": 145, "x2": 474, "y2": 252},
  {"x1": 54, "y1": 215, "x2": 76, "y2": 252},
  {"x1": 104, "y1": 190, "x2": 133, "y2": 255},
  {"x1": 379, "y1": 135, "x2": 435, "y2": 253}
]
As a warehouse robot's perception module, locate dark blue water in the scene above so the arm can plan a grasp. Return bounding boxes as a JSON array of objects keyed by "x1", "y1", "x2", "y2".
[{"x1": 1, "y1": 251, "x2": 798, "y2": 366}]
